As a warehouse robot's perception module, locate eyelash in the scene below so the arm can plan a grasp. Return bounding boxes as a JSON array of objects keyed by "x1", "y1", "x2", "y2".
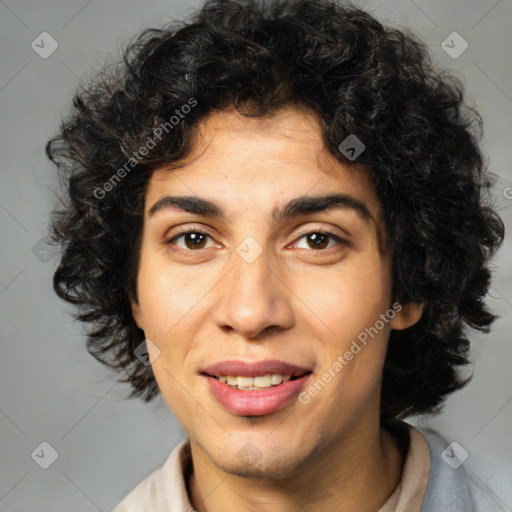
[{"x1": 165, "y1": 228, "x2": 349, "y2": 257}]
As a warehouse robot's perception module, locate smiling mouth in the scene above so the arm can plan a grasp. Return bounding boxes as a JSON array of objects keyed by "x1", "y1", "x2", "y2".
[
  {"x1": 203, "y1": 371, "x2": 313, "y2": 416},
  {"x1": 205, "y1": 372, "x2": 311, "y2": 391}
]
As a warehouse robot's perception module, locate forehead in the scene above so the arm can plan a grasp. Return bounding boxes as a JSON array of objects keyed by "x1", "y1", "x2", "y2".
[{"x1": 144, "y1": 106, "x2": 383, "y2": 229}]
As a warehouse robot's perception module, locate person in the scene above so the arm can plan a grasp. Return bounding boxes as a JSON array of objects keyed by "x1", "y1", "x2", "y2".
[{"x1": 45, "y1": 0, "x2": 506, "y2": 510}]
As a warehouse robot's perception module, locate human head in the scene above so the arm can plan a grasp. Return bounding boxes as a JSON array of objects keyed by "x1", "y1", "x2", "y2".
[{"x1": 46, "y1": 0, "x2": 504, "y2": 426}]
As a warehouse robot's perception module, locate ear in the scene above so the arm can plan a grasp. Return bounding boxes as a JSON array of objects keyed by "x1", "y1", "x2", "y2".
[
  {"x1": 130, "y1": 297, "x2": 143, "y2": 330},
  {"x1": 389, "y1": 302, "x2": 424, "y2": 331}
]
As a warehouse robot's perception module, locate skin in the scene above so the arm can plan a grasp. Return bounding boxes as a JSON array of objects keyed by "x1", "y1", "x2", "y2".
[{"x1": 131, "y1": 105, "x2": 424, "y2": 512}]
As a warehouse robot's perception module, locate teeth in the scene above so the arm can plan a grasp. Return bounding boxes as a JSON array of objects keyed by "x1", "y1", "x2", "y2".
[{"x1": 217, "y1": 374, "x2": 294, "y2": 390}]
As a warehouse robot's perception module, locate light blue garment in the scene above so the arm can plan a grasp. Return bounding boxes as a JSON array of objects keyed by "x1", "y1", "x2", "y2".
[{"x1": 417, "y1": 426, "x2": 511, "y2": 512}]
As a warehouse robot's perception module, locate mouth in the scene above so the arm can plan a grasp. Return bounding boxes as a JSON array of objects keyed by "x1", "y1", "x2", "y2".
[
  {"x1": 204, "y1": 372, "x2": 311, "y2": 390},
  {"x1": 201, "y1": 358, "x2": 313, "y2": 379},
  {"x1": 202, "y1": 369, "x2": 313, "y2": 416}
]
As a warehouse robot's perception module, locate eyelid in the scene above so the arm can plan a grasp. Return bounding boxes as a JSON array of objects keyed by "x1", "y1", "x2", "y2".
[
  {"x1": 292, "y1": 223, "x2": 349, "y2": 242},
  {"x1": 165, "y1": 224, "x2": 217, "y2": 244}
]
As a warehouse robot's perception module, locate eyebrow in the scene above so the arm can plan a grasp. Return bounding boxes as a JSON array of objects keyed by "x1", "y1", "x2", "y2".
[{"x1": 148, "y1": 193, "x2": 384, "y2": 250}]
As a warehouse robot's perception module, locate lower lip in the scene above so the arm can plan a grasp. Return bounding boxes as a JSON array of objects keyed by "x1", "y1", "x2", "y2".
[{"x1": 204, "y1": 374, "x2": 312, "y2": 416}]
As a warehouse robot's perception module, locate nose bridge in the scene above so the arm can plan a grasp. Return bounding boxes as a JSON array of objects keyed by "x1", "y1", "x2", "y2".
[{"x1": 212, "y1": 239, "x2": 294, "y2": 338}]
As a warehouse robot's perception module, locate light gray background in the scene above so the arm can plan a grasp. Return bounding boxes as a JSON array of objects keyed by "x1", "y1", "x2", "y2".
[{"x1": 0, "y1": 0, "x2": 511, "y2": 510}]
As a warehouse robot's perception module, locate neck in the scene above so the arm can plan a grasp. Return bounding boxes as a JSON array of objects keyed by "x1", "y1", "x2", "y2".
[{"x1": 186, "y1": 420, "x2": 405, "y2": 512}]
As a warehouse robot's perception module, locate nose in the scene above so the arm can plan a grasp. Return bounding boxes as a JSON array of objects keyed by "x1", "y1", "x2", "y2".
[{"x1": 211, "y1": 247, "x2": 295, "y2": 339}]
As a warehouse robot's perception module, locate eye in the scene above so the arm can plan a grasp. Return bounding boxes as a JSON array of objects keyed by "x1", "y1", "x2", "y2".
[
  {"x1": 166, "y1": 230, "x2": 215, "y2": 253},
  {"x1": 292, "y1": 230, "x2": 349, "y2": 253},
  {"x1": 165, "y1": 228, "x2": 349, "y2": 256}
]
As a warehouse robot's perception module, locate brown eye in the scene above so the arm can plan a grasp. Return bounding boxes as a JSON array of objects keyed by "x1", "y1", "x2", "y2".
[
  {"x1": 305, "y1": 232, "x2": 330, "y2": 250},
  {"x1": 165, "y1": 228, "x2": 349, "y2": 257},
  {"x1": 294, "y1": 230, "x2": 348, "y2": 253},
  {"x1": 166, "y1": 230, "x2": 212, "y2": 251}
]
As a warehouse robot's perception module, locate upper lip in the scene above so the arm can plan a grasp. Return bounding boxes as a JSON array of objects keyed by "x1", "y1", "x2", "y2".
[{"x1": 202, "y1": 359, "x2": 313, "y2": 378}]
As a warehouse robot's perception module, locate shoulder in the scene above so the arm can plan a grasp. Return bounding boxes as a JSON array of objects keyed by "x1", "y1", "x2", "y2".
[
  {"x1": 414, "y1": 425, "x2": 508, "y2": 512},
  {"x1": 112, "y1": 438, "x2": 191, "y2": 512}
]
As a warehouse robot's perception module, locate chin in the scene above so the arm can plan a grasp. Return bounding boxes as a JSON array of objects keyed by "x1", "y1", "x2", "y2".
[
  {"x1": 214, "y1": 454, "x2": 307, "y2": 480},
  {"x1": 206, "y1": 440, "x2": 311, "y2": 480}
]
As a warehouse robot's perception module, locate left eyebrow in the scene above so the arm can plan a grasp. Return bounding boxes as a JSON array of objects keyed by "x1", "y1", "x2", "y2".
[{"x1": 148, "y1": 193, "x2": 384, "y2": 251}]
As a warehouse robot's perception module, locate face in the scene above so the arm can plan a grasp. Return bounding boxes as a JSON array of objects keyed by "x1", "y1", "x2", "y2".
[{"x1": 131, "y1": 106, "x2": 422, "y2": 479}]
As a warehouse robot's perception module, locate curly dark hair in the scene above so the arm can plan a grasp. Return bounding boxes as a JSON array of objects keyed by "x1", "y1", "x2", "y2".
[{"x1": 46, "y1": 0, "x2": 505, "y2": 421}]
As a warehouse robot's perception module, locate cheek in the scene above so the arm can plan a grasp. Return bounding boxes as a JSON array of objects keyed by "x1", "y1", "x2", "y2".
[
  {"x1": 295, "y1": 257, "x2": 390, "y2": 331},
  {"x1": 136, "y1": 254, "x2": 196, "y2": 336},
  {"x1": 136, "y1": 259, "x2": 204, "y2": 382},
  {"x1": 300, "y1": 258, "x2": 392, "y2": 392}
]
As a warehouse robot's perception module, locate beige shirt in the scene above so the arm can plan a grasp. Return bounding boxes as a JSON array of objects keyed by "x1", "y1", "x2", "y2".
[{"x1": 114, "y1": 423, "x2": 430, "y2": 512}]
